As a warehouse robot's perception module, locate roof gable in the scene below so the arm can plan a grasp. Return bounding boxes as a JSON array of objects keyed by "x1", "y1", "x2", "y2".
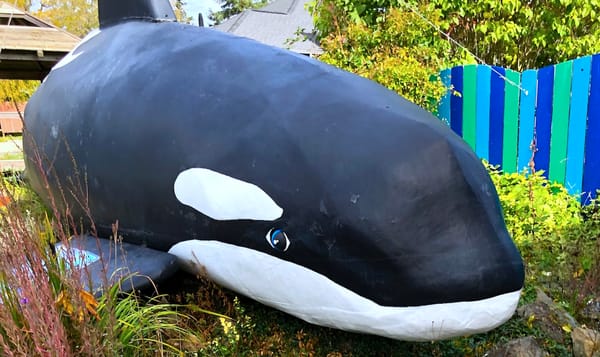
[
  {"x1": 0, "y1": 2, "x2": 80, "y2": 79},
  {"x1": 214, "y1": 0, "x2": 322, "y2": 56}
]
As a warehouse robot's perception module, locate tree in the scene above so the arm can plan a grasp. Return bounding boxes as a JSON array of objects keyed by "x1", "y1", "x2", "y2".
[
  {"x1": 10, "y1": 0, "x2": 32, "y2": 10},
  {"x1": 209, "y1": 0, "x2": 268, "y2": 25},
  {"x1": 312, "y1": 0, "x2": 600, "y2": 71},
  {"x1": 314, "y1": 2, "x2": 472, "y2": 113},
  {"x1": 0, "y1": 80, "x2": 38, "y2": 104},
  {"x1": 429, "y1": 0, "x2": 600, "y2": 70},
  {"x1": 36, "y1": 0, "x2": 98, "y2": 37}
]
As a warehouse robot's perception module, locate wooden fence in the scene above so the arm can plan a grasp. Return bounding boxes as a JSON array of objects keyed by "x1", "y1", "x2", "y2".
[{"x1": 437, "y1": 54, "x2": 600, "y2": 202}]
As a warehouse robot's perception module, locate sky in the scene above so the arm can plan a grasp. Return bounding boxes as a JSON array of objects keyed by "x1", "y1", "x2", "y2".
[{"x1": 183, "y1": 0, "x2": 221, "y2": 26}]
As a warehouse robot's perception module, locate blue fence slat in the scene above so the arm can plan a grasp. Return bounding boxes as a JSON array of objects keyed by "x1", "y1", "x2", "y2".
[
  {"x1": 566, "y1": 56, "x2": 592, "y2": 196},
  {"x1": 534, "y1": 65, "x2": 554, "y2": 176},
  {"x1": 518, "y1": 70, "x2": 538, "y2": 171},
  {"x1": 438, "y1": 69, "x2": 451, "y2": 125},
  {"x1": 489, "y1": 66, "x2": 506, "y2": 167},
  {"x1": 450, "y1": 66, "x2": 464, "y2": 136},
  {"x1": 583, "y1": 54, "x2": 600, "y2": 202},
  {"x1": 475, "y1": 66, "x2": 491, "y2": 160}
]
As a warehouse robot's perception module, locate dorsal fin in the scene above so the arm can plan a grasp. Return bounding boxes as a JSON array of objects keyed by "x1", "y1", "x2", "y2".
[{"x1": 98, "y1": 0, "x2": 177, "y2": 28}]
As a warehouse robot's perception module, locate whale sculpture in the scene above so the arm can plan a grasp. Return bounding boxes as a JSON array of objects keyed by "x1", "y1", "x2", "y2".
[{"x1": 23, "y1": 0, "x2": 524, "y2": 341}]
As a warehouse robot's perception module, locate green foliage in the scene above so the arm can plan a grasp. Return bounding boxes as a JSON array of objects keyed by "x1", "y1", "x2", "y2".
[
  {"x1": 318, "y1": 5, "x2": 471, "y2": 113},
  {"x1": 428, "y1": 0, "x2": 600, "y2": 70},
  {"x1": 487, "y1": 164, "x2": 585, "y2": 275},
  {"x1": 0, "y1": 80, "x2": 38, "y2": 103},
  {"x1": 0, "y1": 152, "x2": 22, "y2": 161},
  {"x1": 209, "y1": 0, "x2": 268, "y2": 25},
  {"x1": 487, "y1": 164, "x2": 581, "y2": 253},
  {"x1": 1, "y1": 171, "x2": 47, "y2": 220},
  {"x1": 312, "y1": 0, "x2": 600, "y2": 71},
  {"x1": 95, "y1": 286, "x2": 193, "y2": 355},
  {"x1": 486, "y1": 163, "x2": 600, "y2": 322}
]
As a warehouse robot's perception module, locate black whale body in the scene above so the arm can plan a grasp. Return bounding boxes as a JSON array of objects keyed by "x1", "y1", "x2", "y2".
[{"x1": 24, "y1": 20, "x2": 524, "y2": 330}]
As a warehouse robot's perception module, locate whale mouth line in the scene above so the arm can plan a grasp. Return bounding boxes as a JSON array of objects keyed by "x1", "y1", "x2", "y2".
[{"x1": 169, "y1": 240, "x2": 520, "y2": 341}]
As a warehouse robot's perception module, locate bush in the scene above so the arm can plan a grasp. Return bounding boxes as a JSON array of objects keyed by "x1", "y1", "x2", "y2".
[
  {"x1": 486, "y1": 163, "x2": 600, "y2": 321},
  {"x1": 486, "y1": 164, "x2": 582, "y2": 262}
]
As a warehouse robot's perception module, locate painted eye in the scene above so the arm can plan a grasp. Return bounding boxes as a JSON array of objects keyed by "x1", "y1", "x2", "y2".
[{"x1": 265, "y1": 228, "x2": 290, "y2": 252}]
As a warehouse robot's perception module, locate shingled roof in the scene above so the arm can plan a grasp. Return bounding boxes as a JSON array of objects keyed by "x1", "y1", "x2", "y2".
[
  {"x1": 0, "y1": 2, "x2": 79, "y2": 80},
  {"x1": 214, "y1": 0, "x2": 322, "y2": 56}
]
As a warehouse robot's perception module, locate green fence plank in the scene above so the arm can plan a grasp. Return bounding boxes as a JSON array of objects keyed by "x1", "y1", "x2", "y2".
[
  {"x1": 502, "y1": 70, "x2": 521, "y2": 173},
  {"x1": 462, "y1": 65, "x2": 478, "y2": 150},
  {"x1": 549, "y1": 61, "x2": 573, "y2": 184}
]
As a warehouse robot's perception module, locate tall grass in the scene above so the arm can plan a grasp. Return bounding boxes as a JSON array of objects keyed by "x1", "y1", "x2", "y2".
[{"x1": 0, "y1": 129, "x2": 203, "y2": 356}]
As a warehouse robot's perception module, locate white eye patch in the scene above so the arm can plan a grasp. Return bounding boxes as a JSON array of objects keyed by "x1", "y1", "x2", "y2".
[{"x1": 174, "y1": 168, "x2": 283, "y2": 221}]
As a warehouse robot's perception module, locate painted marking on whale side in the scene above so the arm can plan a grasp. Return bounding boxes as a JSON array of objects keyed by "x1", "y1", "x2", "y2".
[
  {"x1": 174, "y1": 168, "x2": 283, "y2": 221},
  {"x1": 55, "y1": 245, "x2": 100, "y2": 269},
  {"x1": 169, "y1": 239, "x2": 521, "y2": 341},
  {"x1": 52, "y1": 29, "x2": 103, "y2": 72}
]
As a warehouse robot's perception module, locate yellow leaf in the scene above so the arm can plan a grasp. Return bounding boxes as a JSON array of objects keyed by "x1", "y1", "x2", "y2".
[
  {"x1": 79, "y1": 290, "x2": 99, "y2": 320},
  {"x1": 562, "y1": 324, "x2": 572, "y2": 333},
  {"x1": 527, "y1": 314, "x2": 535, "y2": 328},
  {"x1": 56, "y1": 291, "x2": 73, "y2": 315}
]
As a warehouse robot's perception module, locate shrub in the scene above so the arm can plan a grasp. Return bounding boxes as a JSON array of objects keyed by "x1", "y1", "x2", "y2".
[
  {"x1": 486, "y1": 163, "x2": 600, "y2": 320},
  {"x1": 486, "y1": 164, "x2": 582, "y2": 262}
]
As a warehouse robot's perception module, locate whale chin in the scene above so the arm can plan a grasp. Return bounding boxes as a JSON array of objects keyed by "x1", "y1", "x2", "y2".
[{"x1": 168, "y1": 240, "x2": 520, "y2": 341}]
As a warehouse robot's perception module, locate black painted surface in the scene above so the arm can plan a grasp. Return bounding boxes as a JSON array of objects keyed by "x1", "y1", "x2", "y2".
[
  {"x1": 57, "y1": 235, "x2": 179, "y2": 295},
  {"x1": 98, "y1": 0, "x2": 175, "y2": 28},
  {"x1": 25, "y1": 21, "x2": 524, "y2": 307}
]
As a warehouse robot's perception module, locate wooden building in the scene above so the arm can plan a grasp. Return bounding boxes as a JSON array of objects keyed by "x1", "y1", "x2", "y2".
[
  {"x1": 0, "y1": 2, "x2": 79, "y2": 135},
  {"x1": 0, "y1": 2, "x2": 79, "y2": 80}
]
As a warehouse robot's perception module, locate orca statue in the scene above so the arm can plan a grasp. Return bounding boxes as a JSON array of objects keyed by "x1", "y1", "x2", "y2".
[{"x1": 23, "y1": 0, "x2": 524, "y2": 341}]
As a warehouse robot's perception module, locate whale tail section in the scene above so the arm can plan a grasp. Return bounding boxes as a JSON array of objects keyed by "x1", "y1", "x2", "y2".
[{"x1": 98, "y1": 0, "x2": 176, "y2": 28}]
